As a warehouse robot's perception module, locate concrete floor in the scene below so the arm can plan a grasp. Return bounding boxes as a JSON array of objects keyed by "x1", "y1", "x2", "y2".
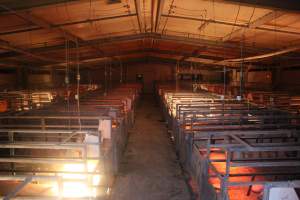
[{"x1": 110, "y1": 95, "x2": 191, "y2": 200}]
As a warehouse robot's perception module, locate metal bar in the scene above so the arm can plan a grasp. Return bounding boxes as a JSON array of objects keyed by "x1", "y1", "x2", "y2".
[
  {"x1": 0, "y1": 170, "x2": 103, "y2": 175},
  {"x1": 3, "y1": 176, "x2": 32, "y2": 200},
  {"x1": 0, "y1": 143, "x2": 85, "y2": 150},
  {"x1": 230, "y1": 172, "x2": 300, "y2": 177},
  {"x1": 0, "y1": 158, "x2": 96, "y2": 164},
  {"x1": 229, "y1": 145, "x2": 300, "y2": 152},
  {"x1": 229, "y1": 134, "x2": 254, "y2": 150},
  {"x1": 0, "y1": 115, "x2": 110, "y2": 119},
  {"x1": 155, "y1": 0, "x2": 165, "y2": 32},
  {"x1": 0, "y1": 125, "x2": 99, "y2": 129},
  {"x1": 231, "y1": 161, "x2": 300, "y2": 167},
  {"x1": 186, "y1": 124, "x2": 300, "y2": 132},
  {"x1": 223, "y1": 0, "x2": 300, "y2": 12},
  {"x1": 151, "y1": 0, "x2": 154, "y2": 32},
  {"x1": 0, "y1": 129, "x2": 98, "y2": 134},
  {"x1": 221, "y1": 150, "x2": 231, "y2": 199},
  {"x1": 210, "y1": 144, "x2": 300, "y2": 152},
  {"x1": 0, "y1": 197, "x2": 90, "y2": 200},
  {"x1": 0, "y1": 175, "x2": 58, "y2": 181},
  {"x1": 228, "y1": 180, "x2": 300, "y2": 187},
  {"x1": 134, "y1": 0, "x2": 143, "y2": 33},
  {"x1": 193, "y1": 130, "x2": 299, "y2": 137},
  {"x1": 224, "y1": 44, "x2": 300, "y2": 63}
]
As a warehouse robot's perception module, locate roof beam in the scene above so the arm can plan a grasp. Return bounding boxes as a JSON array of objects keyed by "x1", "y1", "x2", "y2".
[
  {"x1": 2, "y1": 32, "x2": 297, "y2": 68},
  {"x1": 0, "y1": 34, "x2": 151, "y2": 60},
  {"x1": 186, "y1": 57, "x2": 235, "y2": 67},
  {"x1": 152, "y1": 33, "x2": 272, "y2": 54},
  {"x1": 18, "y1": 11, "x2": 79, "y2": 42},
  {"x1": 0, "y1": 0, "x2": 79, "y2": 14},
  {"x1": 155, "y1": 0, "x2": 165, "y2": 32},
  {"x1": 222, "y1": 11, "x2": 285, "y2": 41},
  {"x1": 0, "y1": 7, "x2": 96, "y2": 65},
  {"x1": 0, "y1": 13, "x2": 136, "y2": 36},
  {"x1": 40, "y1": 49, "x2": 150, "y2": 68},
  {"x1": 38, "y1": 48, "x2": 229, "y2": 68},
  {"x1": 248, "y1": 11, "x2": 284, "y2": 28},
  {"x1": 0, "y1": 39, "x2": 61, "y2": 63},
  {"x1": 8, "y1": 9, "x2": 114, "y2": 60},
  {"x1": 162, "y1": 14, "x2": 300, "y2": 36},
  {"x1": 151, "y1": 0, "x2": 155, "y2": 32},
  {"x1": 223, "y1": 44, "x2": 300, "y2": 63},
  {"x1": 134, "y1": 0, "x2": 143, "y2": 32},
  {"x1": 180, "y1": 48, "x2": 207, "y2": 61},
  {"x1": 223, "y1": 0, "x2": 300, "y2": 12},
  {"x1": 0, "y1": 33, "x2": 278, "y2": 60}
]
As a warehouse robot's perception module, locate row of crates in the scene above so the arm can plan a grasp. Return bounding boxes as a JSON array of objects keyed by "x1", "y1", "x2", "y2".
[
  {"x1": 156, "y1": 82, "x2": 300, "y2": 200},
  {"x1": 0, "y1": 83, "x2": 142, "y2": 199},
  {"x1": 198, "y1": 83, "x2": 300, "y2": 114},
  {"x1": 0, "y1": 84, "x2": 99, "y2": 112}
]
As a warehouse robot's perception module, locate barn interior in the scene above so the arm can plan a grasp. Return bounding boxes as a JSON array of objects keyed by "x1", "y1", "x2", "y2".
[{"x1": 0, "y1": 0, "x2": 300, "y2": 199}]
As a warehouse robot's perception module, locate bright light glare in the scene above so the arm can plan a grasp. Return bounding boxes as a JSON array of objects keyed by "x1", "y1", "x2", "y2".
[
  {"x1": 61, "y1": 163, "x2": 85, "y2": 179},
  {"x1": 51, "y1": 161, "x2": 101, "y2": 198},
  {"x1": 51, "y1": 182, "x2": 91, "y2": 198},
  {"x1": 62, "y1": 182, "x2": 90, "y2": 198}
]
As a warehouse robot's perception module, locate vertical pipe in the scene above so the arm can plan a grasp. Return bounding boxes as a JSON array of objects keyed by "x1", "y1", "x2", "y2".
[
  {"x1": 175, "y1": 61, "x2": 179, "y2": 91},
  {"x1": 134, "y1": 0, "x2": 143, "y2": 33},
  {"x1": 104, "y1": 61, "x2": 107, "y2": 96},
  {"x1": 109, "y1": 60, "x2": 112, "y2": 89},
  {"x1": 8, "y1": 131, "x2": 15, "y2": 176},
  {"x1": 76, "y1": 39, "x2": 81, "y2": 131},
  {"x1": 221, "y1": 150, "x2": 231, "y2": 200},
  {"x1": 151, "y1": 0, "x2": 154, "y2": 32},
  {"x1": 262, "y1": 184, "x2": 270, "y2": 200},
  {"x1": 239, "y1": 36, "x2": 245, "y2": 99},
  {"x1": 120, "y1": 60, "x2": 123, "y2": 83},
  {"x1": 223, "y1": 66, "x2": 226, "y2": 96},
  {"x1": 240, "y1": 64, "x2": 243, "y2": 98}
]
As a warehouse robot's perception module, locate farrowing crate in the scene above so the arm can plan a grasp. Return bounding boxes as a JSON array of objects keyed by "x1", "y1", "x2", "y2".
[
  {"x1": 0, "y1": 83, "x2": 141, "y2": 199},
  {"x1": 157, "y1": 83, "x2": 300, "y2": 200}
]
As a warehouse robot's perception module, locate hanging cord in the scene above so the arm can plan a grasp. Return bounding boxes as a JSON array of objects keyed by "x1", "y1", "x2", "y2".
[
  {"x1": 88, "y1": 70, "x2": 92, "y2": 87},
  {"x1": 175, "y1": 61, "x2": 179, "y2": 91},
  {"x1": 65, "y1": 39, "x2": 71, "y2": 128},
  {"x1": 227, "y1": 5, "x2": 241, "y2": 41},
  {"x1": 161, "y1": 0, "x2": 176, "y2": 34},
  {"x1": 76, "y1": 39, "x2": 82, "y2": 131},
  {"x1": 223, "y1": 66, "x2": 226, "y2": 97},
  {"x1": 212, "y1": 0, "x2": 217, "y2": 39},
  {"x1": 120, "y1": 59, "x2": 123, "y2": 83},
  {"x1": 248, "y1": 7, "x2": 256, "y2": 25},
  {"x1": 143, "y1": 0, "x2": 147, "y2": 31},
  {"x1": 104, "y1": 60, "x2": 107, "y2": 96},
  {"x1": 109, "y1": 60, "x2": 112, "y2": 89},
  {"x1": 240, "y1": 35, "x2": 245, "y2": 99}
]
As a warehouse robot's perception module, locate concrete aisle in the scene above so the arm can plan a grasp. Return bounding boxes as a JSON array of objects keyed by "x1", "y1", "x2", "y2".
[{"x1": 110, "y1": 95, "x2": 191, "y2": 200}]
